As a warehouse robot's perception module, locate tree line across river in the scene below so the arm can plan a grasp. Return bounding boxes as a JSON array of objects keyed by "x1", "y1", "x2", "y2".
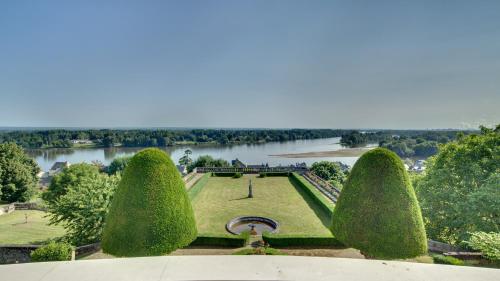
[
  {"x1": 340, "y1": 129, "x2": 478, "y2": 157},
  {"x1": 0, "y1": 128, "x2": 476, "y2": 158},
  {"x1": 0, "y1": 129, "x2": 345, "y2": 149}
]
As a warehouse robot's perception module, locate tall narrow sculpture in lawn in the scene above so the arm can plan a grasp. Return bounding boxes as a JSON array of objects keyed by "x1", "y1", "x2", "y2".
[
  {"x1": 102, "y1": 148, "x2": 197, "y2": 256},
  {"x1": 248, "y1": 179, "x2": 253, "y2": 198},
  {"x1": 331, "y1": 148, "x2": 427, "y2": 259}
]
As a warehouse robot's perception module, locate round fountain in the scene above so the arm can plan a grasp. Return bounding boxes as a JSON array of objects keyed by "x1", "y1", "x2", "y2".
[{"x1": 226, "y1": 216, "x2": 279, "y2": 235}]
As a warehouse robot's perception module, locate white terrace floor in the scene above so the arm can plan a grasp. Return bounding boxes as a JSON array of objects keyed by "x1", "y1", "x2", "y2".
[{"x1": 1, "y1": 255, "x2": 498, "y2": 281}]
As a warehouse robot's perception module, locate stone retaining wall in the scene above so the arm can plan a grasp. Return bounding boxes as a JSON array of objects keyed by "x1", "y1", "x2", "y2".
[
  {"x1": 0, "y1": 243, "x2": 101, "y2": 264},
  {"x1": 0, "y1": 245, "x2": 40, "y2": 264},
  {"x1": 0, "y1": 204, "x2": 15, "y2": 216}
]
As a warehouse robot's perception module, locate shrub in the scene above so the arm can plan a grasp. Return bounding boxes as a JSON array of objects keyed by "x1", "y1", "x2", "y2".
[
  {"x1": 432, "y1": 254, "x2": 464, "y2": 266},
  {"x1": 102, "y1": 148, "x2": 197, "y2": 257},
  {"x1": 289, "y1": 173, "x2": 334, "y2": 214},
  {"x1": 233, "y1": 247, "x2": 285, "y2": 255},
  {"x1": 190, "y1": 232, "x2": 250, "y2": 247},
  {"x1": 463, "y1": 232, "x2": 500, "y2": 262},
  {"x1": 259, "y1": 172, "x2": 267, "y2": 178},
  {"x1": 262, "y1": 232, "x2": 344, "y2": 248},
  {"x1": 31, "y1": 242, "x2": 73, "y2": 262},
  {"x1": 331, "y1": 148, "x2": 427, "y2": 259},
  {"x1": 233, "y1": 172, "x2": 243, "y2": 178}
]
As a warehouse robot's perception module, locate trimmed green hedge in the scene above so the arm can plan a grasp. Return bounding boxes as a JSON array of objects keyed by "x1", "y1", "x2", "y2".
[
  {"x1": 212, "y1": 172, "x2": 238, "y2": 177},
  {"x1": 289, "y1": 172, "x2": 334, "y2": 215},
  {"x1": 262, "y1": 232, "x2": 344, "y2": 248},
  {"x1": 102, "y1": 148, "x2": 197, "y2": 257},
  {"x1": 331, "y1": 148, "x2": 427, "y2": 259},
  {"x1": 260, "y1": 172, "x2": 290, "y2": 177},
  {"x1": 187, "y1": 173, "x2": 210, "y2": 200},
  {"x1": 31, "y1": 242, "x2": 73, "y2": 262},
  {"x1": 432, "y1": 254, "x2": 464, "y2": 266},
  {"x1": 190, "y1": 232, "x2": 250, "y2": 247}
]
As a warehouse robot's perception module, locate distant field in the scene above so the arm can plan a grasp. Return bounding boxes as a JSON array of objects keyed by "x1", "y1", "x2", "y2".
[
  {"x1": 191, "y1": 174, "x2": 333, "y2": 235},
  {"x1": 0, "y1": 210, "x2": 65, "y2": 244}
]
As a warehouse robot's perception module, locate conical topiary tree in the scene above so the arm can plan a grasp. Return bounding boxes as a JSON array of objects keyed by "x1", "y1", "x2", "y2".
[
  {"x1": 102, "y1": 148, "x2": 197, "y2": 256},
  {"x1": 331, "y1": 148, "x2": 427, "y2": 259}
]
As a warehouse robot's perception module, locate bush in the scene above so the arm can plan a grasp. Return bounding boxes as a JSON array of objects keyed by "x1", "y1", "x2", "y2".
[
  {"x1": 31, "y1": 242, "x2": 73, "y2": 262},
  {"x1": 190, "y1": 232, "x2": 250, "y2": 247},
  {"x1": 233, "y1": 172, "x2": 243, "y2": 178},
  {"x1": 289, "y1": 173, "x2": 334, "y2": 214},
  {"x1": 233, "y1": 247, "x2": 285, "y2": 255},
  {"x1": 463, "y1": 232, "x2": 500, "y2": 262},
  {"x1": 331, "y1": 148, "x2": 427, "y2": 259},
  {"x1": 432, "y1": 254, "x2": 464, "y2": 266},
  {"x1": 259, "y1": 172, "x2": 267, "y2": 178},
  {"x1": 102, "y1": 148, "x2": 197, "y2": 257},
  {"x1": 262, "y1": 232, "x2": 343, "y2": 248}
]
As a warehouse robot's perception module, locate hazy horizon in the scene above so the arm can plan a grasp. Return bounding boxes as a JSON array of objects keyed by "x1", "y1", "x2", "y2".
[{"x1": 1, "y1": 1, "x2": 499, "y2": 129}]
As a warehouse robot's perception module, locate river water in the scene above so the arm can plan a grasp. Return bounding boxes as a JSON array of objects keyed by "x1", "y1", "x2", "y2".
[{"x1": 27, "y1": 137, "x2": 367, "y2": 171}]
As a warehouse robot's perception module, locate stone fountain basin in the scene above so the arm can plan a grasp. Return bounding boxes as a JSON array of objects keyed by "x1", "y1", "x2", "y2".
[{"x1": 226, "y1": 216, "x2": 279, "y2": 235}]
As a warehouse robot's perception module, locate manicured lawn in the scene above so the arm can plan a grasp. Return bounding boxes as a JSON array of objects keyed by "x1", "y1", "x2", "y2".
[
  {"x1": 191, "y1": 174, "x2": 333, "y2": 235},
  {"x1": 0, "y1": 210, "x2": 65, "y2": 244}
]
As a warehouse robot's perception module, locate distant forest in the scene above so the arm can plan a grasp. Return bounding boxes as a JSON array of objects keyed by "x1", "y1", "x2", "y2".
[
  {"x1": 0, "y1": 128, "x2": 474, "y2": 159},
  {"x1": 0, "y1": 129, "x2": 346, "y2": 149},
  {"x1": 340, "y1": 130, "x2": 473, "y2": 157}
]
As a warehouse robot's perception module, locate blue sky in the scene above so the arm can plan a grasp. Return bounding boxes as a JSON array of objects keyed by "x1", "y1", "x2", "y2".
[{"x1": 0, "y1": 0, "x2": 499, "y2": 129}]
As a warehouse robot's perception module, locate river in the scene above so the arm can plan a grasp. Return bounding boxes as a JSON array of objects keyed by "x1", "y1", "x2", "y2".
[{"x1": 27, "y1": 137, "x2": 374, "y2": 171}]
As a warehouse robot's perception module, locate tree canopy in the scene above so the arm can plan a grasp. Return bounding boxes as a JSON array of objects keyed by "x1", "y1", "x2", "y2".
[
  {"x1": 42, "y1": 163, "x2": 100, "y2": 203},
  {"x1": 332, "y1": 148, "x2": 427, "y2": 259},
  {"x1": 187, "y1": 155, "x2": 230, "y2": 172},
  {"x1": 46, "y1": 171, "x2": 120, "y2": 245},
  {"x1": 416, "y1": 127, "x2": 500, "y2": 244},
  {"x1": 102, "y1": 148, "x2": 197, "y2": 256},
  {"x1": 310, "y1": 161, "x2": 347, "y2": 188},
  {"x1": 106, "y1": 156, "x2": 131, "y2": 175},
  {"x1": 0, "y1": 143, "x2": 39, "y2": 202}
]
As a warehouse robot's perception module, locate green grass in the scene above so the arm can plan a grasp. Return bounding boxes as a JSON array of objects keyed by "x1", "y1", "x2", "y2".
[
  {"x1": 0, "y1": 210, "x2": 65, "y2": 244},
  {"x1": 191, "y1": 174, "x2": 333, "y2": 235}
]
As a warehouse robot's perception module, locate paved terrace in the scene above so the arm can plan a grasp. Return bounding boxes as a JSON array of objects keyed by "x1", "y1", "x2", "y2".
[{"x1": 0, "y1": 255, "x2": 498, "y2": 281}]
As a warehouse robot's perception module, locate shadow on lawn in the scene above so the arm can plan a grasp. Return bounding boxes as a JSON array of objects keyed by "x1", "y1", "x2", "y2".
[
  {"x1": 289, "y1": 177, "x2": 333, "y2": 230},
  {"x1": 229, "y1": 196, "x2": 250, "y2": 201}
]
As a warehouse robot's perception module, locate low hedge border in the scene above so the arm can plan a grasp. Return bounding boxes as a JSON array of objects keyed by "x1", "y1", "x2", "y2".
[
  {"x1": 262, "y1": 232, "x2": 344, "y2": 248},
  {"x1": 211, "y1": 172, "x2": 239, "y2": 177},
  {"x1": 187, "y1": 173, "x2": 211, "y2": 200},
  {"x1": 190, "y1": 232, "x2": 250, "y2": 247},
  {"x1": 289, "y1": 172, "x2": 334, "y2": 215}
]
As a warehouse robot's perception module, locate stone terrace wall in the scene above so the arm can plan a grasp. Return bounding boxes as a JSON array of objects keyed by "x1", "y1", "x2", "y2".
[
  {"x1": 0, "y1": 204, "x2": 15, "y2": 216},
  {"x1": 0, "y1": 245, "x2": 40, "y2": 264}
]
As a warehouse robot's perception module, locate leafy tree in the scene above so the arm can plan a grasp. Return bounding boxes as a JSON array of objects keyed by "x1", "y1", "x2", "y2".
[
  {"x1": 0, "y1": 143, "x2": 39, "y2": 202},
  {"x1": 463, "y1": 232, "x2": 500, "y2": 262},
  {"x1": 178, "y1": 149, "x2": 193, "y2": 166},
  {"x1": 102, "y1": 148, "x2": 197, "y2": 256},
  {"x1": 187, "y1": 155, "x2": 230, "y2": 172},
  {"x1": 332, "y1": 148, "x2": 427, "y2": 259},
  {"x1": 42, "y1": 163, "x2": 100, "y2": 203},
  {"x1": 106, "y1": 156, "x2": 131, "y2": 175},
  {"x1": 46, "y1": 172, "x2": 120, "y2": 245},
  {"x1": 310, "y1": 161, "x2": 347, "y2": 188},
  {"x1": 416, "y1": 127, "x2": 500, "y2": 244}
]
